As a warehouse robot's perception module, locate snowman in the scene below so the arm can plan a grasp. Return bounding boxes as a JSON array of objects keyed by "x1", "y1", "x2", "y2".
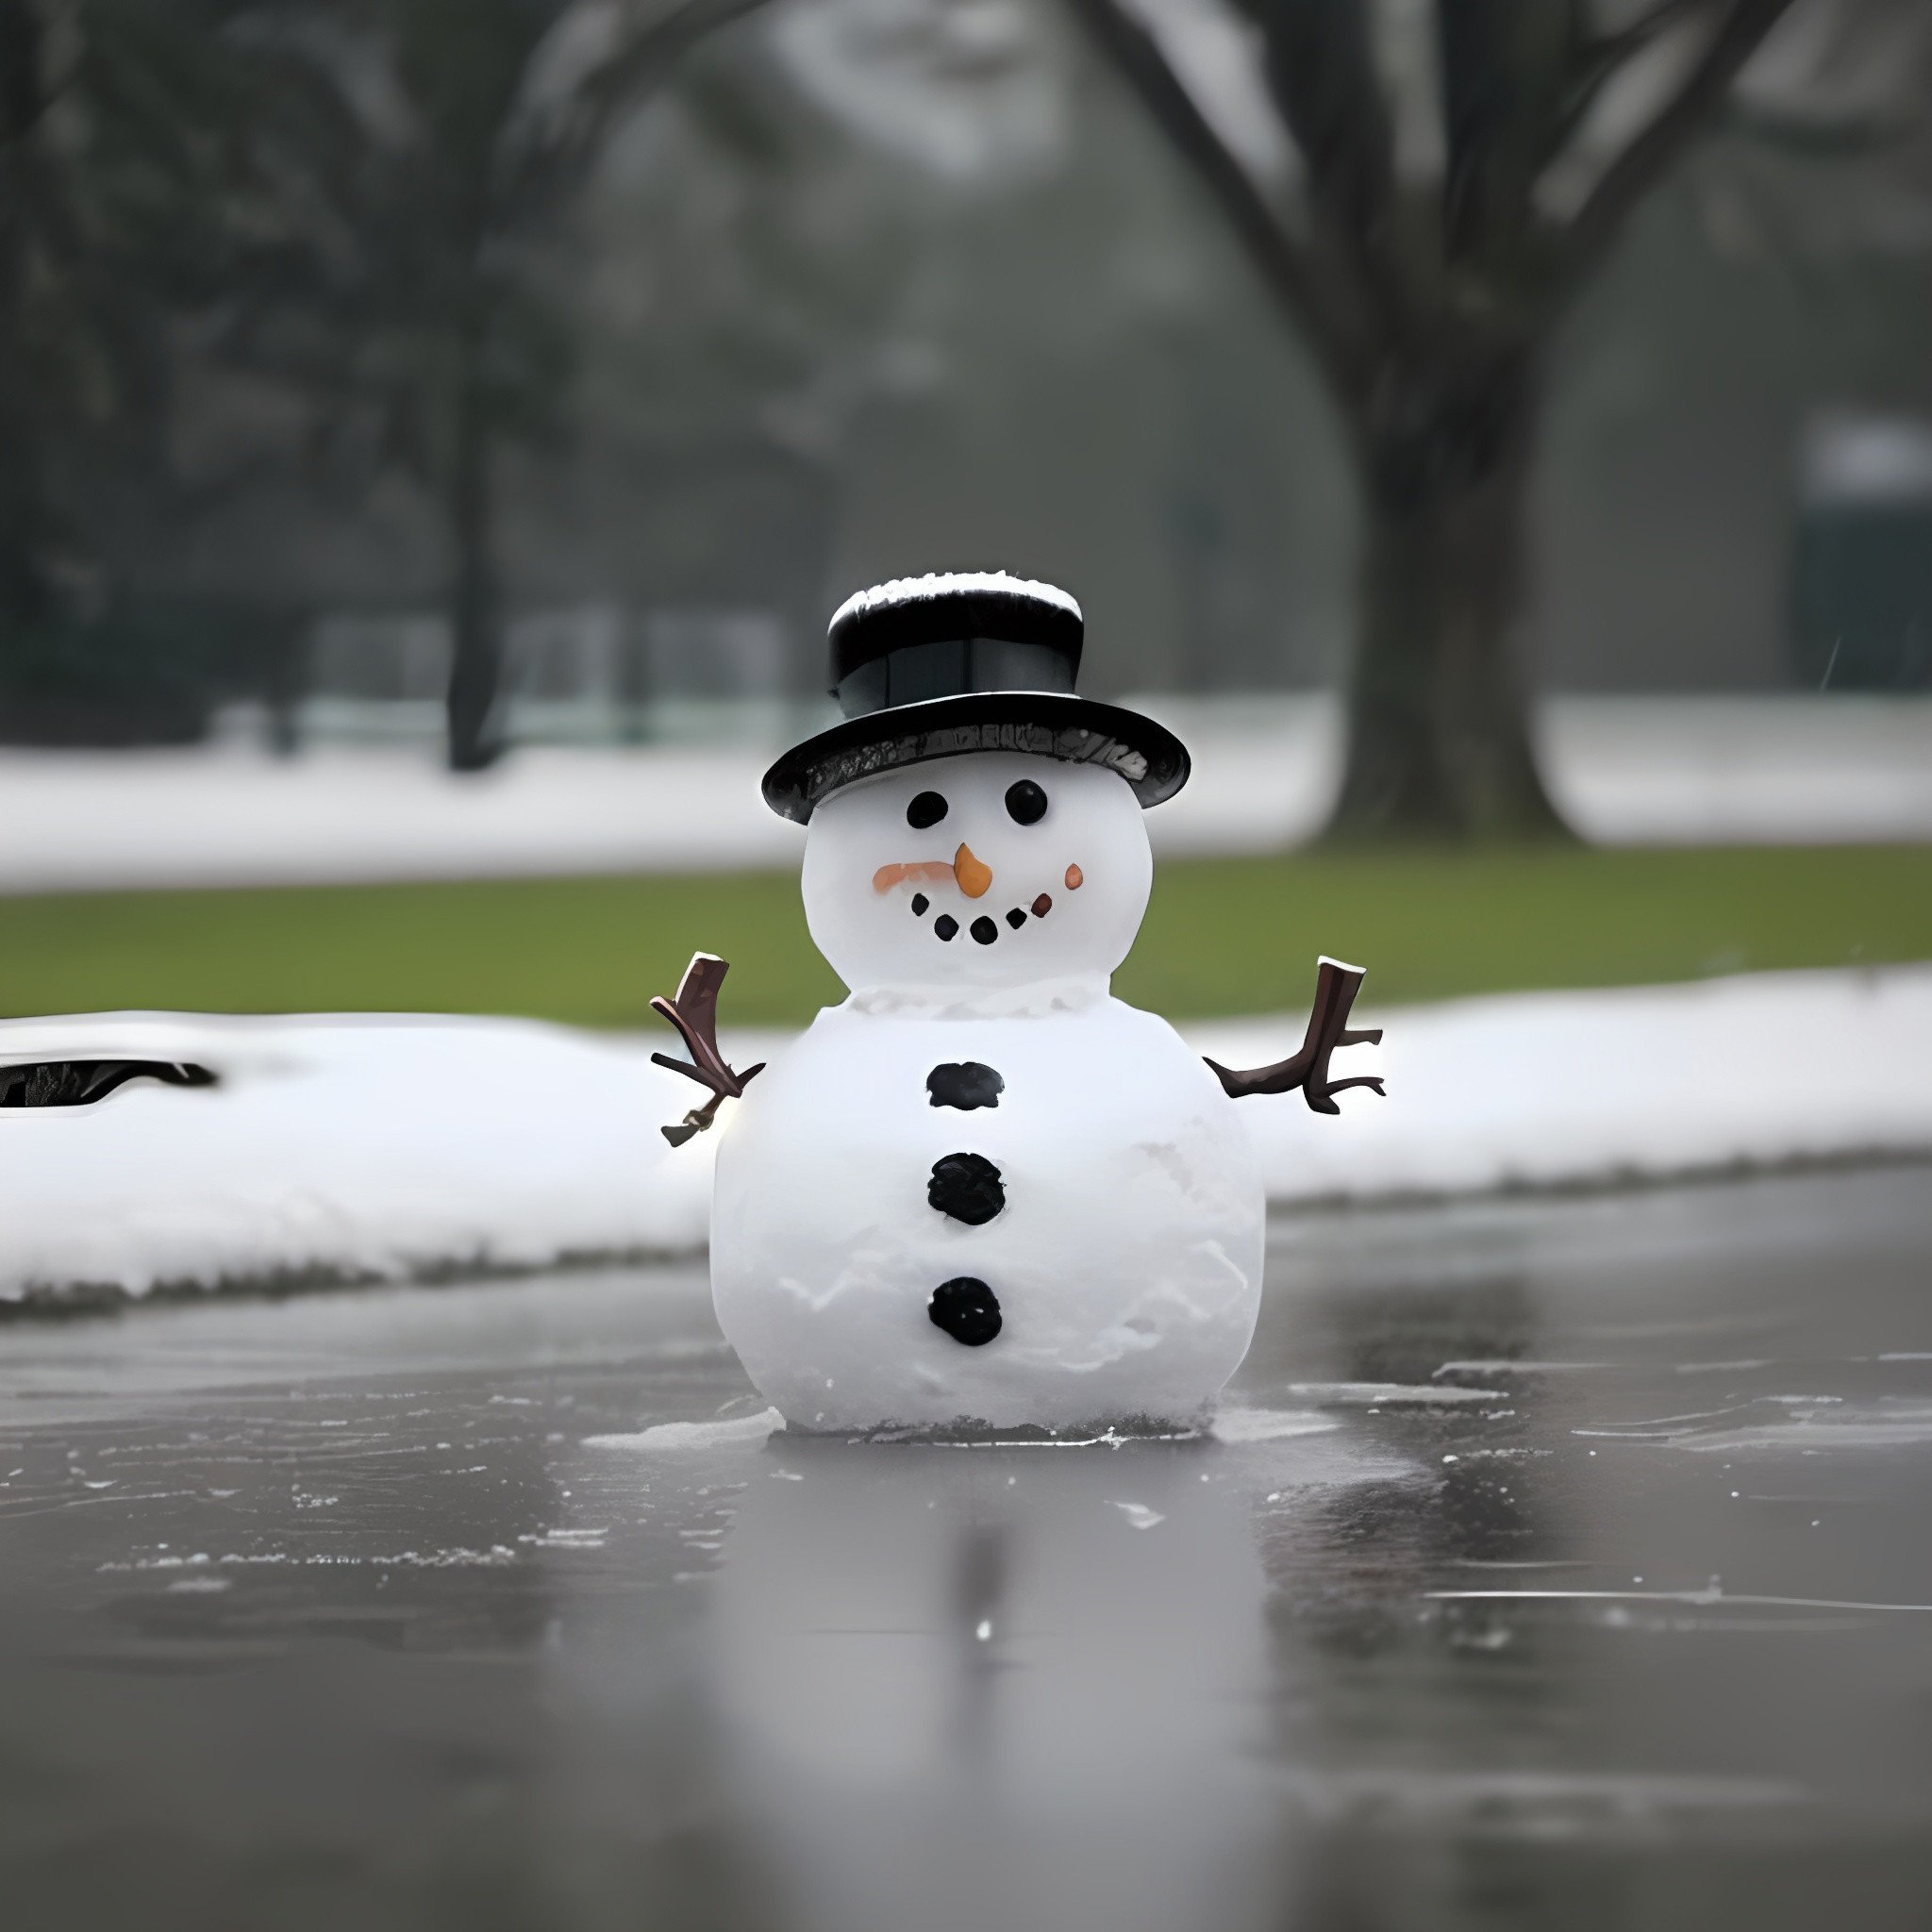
[{"x1": 651, "y1": 572, "x2": 1382, "y2": 1436}]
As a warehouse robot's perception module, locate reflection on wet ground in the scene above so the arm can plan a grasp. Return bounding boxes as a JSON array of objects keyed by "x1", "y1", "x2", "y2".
[{"x1": 3, "y1": 1167, "x2": 1930, "y2": 1932}]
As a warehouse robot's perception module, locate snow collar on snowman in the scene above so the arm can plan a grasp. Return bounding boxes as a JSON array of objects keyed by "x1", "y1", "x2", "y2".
[{"x1": 761, "y1": 571, "x2": 1191, "y2": 824}]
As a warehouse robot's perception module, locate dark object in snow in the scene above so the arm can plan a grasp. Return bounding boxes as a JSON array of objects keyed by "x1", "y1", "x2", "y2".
[
  {"x1": 927, "y1": 1062, "x2": 1004, "y2": 1110},
  {"x1": 1005, "y1": 908, "x2": 1028, "y2": 930},
  {"x1": 910, "y1": 893, "x2": 929, "y2": 915},
  {"x1": 928, "y1": 1153, "x2": 1005, "y2": 1225},
  {"x1": 1031, "y1": 893, "x2": 1052, "y2": 917},
  {"x1": 929, "y1": 1275, "x2": 1003, "y2": 1346},
  {"x1": 934, "y1": 914, "x2": 959, "y2": 942},
  {"x1": 1206, "y1": 958, "x2": 1386, "y2": 1115},
  {"x1": 650, "y1": 953, "x2": 765, "y2": 1146},
  {"x1": 1005, "y1": 778, "x2": 1048, "y2": 824},
  {"x1": 0, "y1": 1059, "x2": 217, "y2": 1108},
  {"x1": 760, "y1": 573, "x2": 1189, "y2": 821},
  {"x1": 907, "y1": 791, "x2": 948, "y2": 829},
  {"x1": 971, "y1": 917, "x2": 999, "y2": 946}
]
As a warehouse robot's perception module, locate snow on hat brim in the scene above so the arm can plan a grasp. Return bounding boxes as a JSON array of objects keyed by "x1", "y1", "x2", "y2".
[{"x1": 760, "y1": 691, "x2": 1190, "y2": 824}]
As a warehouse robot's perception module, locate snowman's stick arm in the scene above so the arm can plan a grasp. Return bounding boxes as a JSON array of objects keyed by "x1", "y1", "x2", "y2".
[
  {"x1": 1203, "y1": 956, "x2": 1385, "y2": 1116},
  {"x1": 649, "y1": 952, "x2": 766, "y2": 1146}
]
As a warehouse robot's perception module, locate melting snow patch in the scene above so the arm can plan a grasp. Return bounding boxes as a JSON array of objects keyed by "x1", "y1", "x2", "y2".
[
  {"x1": 1212, "y1": 1407, "x2": 1341, "y2": 1444},
  {"x1": 1669, "y1": 1403, "x2": 1932, "y2": 1455},
  {"x1": 585, "y1": 1407, "x2": 785, "y2": 1453},
  {"x1": 1291, "y1": 1380, "x2": 1497, "y2": 1406}
]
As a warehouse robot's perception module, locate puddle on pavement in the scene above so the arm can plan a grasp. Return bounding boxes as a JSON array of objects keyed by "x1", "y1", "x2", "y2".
[{"x1": 3, "y1": 1166, "x2": 1931, "y2": 1932}]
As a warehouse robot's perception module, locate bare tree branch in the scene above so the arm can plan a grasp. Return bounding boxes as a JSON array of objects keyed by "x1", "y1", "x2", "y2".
[
  {"x1": 1060, "y1": 0, "x2": 1372, "y2": 399},
  {"x1": 1547, "y1": 0, "x2": 1717, "y2": 161},
  {"x1": 1437, "y1": 0, "x2": 1579, "y2": 262},
  {"x1": 1555, "y1": 0, "x2": 1797, "y2": 301},
  {"x1": 1249, "y1": 0, "x2": 1408, "y2": 332},
  {"x1": 1590, "y1": 0, "x2": 1714, "y2": 73},
  {"x1": 499, "y1": 0, "x2": 773, "y2": 206}
]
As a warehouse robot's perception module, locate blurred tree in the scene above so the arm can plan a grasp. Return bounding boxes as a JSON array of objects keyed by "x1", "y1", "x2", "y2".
[
  {"x1": 1060, "y1": 0, "x2": 1924, "y2": 839},
  {"x1": 0, "y1": 0, "x2": 248, "y2": 637},
  {"x1": 213, "y1": 0, "x2": 766, "y2": 768},
  {"x1": 0, "y1": 0, "x2": 304, "y2": 741},
  {"x1": 561, "y1": 54, "x2": 938, "y2": 692}
]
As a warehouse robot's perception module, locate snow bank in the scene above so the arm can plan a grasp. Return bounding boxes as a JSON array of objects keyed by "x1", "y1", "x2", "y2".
[
  {"x1": 7, "y1": 698, "x2": 1930, "y2": 894},
  {"x1": 4, "y1": 966, "x2": 1929, "y2": 1308},
  {"x1": 0, "y1": 1013, "x2": 715, "y2": 1307}
]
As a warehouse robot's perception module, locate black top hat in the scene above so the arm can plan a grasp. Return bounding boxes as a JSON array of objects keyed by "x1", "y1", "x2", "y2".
[{"x1": 760, "y1": 572, "x2": 1191, "y2": 823}]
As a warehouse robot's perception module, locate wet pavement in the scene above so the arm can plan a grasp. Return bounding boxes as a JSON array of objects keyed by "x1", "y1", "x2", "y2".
[{"x1": 4, "y1": 1165, "x2": 1931, "y2": 1932}]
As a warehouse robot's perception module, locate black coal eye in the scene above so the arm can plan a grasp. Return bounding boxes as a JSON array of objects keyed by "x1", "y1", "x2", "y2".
[
  {"x1": 907, "y1": 791, "x2": 948, "y2": 830},
  {"x1": 1005, "y1": 779, "x2": 1047, "y2": 825}
]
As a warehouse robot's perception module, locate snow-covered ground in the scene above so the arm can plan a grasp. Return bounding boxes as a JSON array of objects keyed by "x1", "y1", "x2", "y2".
[
  {"x1": 5, "y1": 697, "x2": 1930, "y2": 894},
  {"x1": 5, "y1": 965, "x2": 1928, "y2": 1308}
]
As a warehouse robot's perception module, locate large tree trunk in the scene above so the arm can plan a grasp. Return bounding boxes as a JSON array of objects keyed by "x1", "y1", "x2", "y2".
[
  {"x1": 444, "y1": 345, "x2": 505, "y2": 774},
  {"x1": 1325, "y1": 347, "x2": 1569, "y2": 841}
]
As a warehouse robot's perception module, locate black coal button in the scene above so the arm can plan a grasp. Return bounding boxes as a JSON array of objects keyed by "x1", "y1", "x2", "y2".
[
  {"x1": 970, "y1": 916, "x2": 998, "y2": 945},
  {"x1": 929, "y1": 1276, "x2": 1002, "y2": 1346},
  {"x1": 928, "y1": 1152, "x2": 1005, "y2": 1224},
  {"x1": 934, "y1": 914, "x2": 958, "y2": 941},
  {"x1": 926, "y1": 1062, "x2": 1003, "y2": 1110}
]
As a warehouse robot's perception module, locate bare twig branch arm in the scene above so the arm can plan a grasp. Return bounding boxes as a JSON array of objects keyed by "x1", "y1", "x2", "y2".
[
  {"x1": 1555, "y1": 0, "x2": 1797, "y2": 303},
  {"x1": 650, "y1": 953, "x2": 765, "y2": 1145},
  {"x1": 1059, "y1": 0, "x2": 1369, "y2": 400},
  {"x1": 1205, "y1": 957, "x2": 1385, "y2": 1114}
]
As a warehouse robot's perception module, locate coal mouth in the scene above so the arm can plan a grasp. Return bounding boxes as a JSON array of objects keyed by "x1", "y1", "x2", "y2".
[{"x1": 914, "y1": 894, "x2": 1052, "y2": 945}]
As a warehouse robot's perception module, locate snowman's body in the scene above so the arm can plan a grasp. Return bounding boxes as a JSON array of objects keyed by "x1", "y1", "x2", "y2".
[
  {"x1": 712, "y1": 992, "x2": 1264, "y2": 1434},
  {"x1": 707, "y1": 743, "x2": 1267, "y2": 1434}
]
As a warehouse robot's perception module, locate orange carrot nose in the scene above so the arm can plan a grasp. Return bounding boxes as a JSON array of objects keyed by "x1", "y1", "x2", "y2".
[{"x1": 953, "y1": 842, "x2": 992, "y2": 898}]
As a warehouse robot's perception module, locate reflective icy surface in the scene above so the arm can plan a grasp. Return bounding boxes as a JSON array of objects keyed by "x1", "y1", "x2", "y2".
[{"x1": 4, "y1": 1167, "x2": 1931, "y2": 1932}]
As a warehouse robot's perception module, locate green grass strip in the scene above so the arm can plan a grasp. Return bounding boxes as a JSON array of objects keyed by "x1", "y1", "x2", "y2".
[{"x1": 1, "y1": 846, "x2": 1925, "y2": 1028}]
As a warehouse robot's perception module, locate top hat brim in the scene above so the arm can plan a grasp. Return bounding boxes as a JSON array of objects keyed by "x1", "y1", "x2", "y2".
[{"x1": 761, "y1": 691, "x2": 1190, "y2": 824}]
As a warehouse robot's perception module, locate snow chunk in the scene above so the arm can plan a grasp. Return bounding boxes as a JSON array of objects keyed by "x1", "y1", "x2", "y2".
[
  {"x1": 585, "y1": 1407, "x2": 785, "y2": 1453},
  {"x1": 1211, "y1": 1407, "x2": 1340, "y2": 1444}
]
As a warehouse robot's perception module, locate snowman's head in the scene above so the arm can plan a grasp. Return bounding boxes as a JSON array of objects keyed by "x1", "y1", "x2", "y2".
[{"x1": 802, "y1": 750, "x2": 1152, "y2": 1002}]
